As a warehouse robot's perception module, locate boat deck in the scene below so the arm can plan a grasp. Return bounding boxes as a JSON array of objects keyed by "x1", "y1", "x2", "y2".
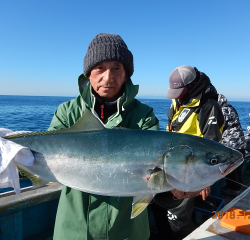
[{"x1": 184, "y1": 186, "x2": 250, "y2": 240}]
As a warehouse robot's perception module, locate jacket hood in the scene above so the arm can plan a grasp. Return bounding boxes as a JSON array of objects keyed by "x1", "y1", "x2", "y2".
[
  {"x1": 217, "y1": 93, "x2": 227, "y2": 107},
  {"x1": 179, "y1": 84, "x2": 218, "y2": 106},
  {"x1": 201, "y1": 84, "x2": 218, "y2": 102},
  {"x1": 77, "y1": 74, "x2": 139, "y2": 110},
  {"x1": 178, "y1": 72, "x2": 219, "y2": 105}
]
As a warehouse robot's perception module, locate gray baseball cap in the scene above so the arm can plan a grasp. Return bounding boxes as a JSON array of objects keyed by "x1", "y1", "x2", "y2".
[{"x1": 166, "y1": 65, "x2": 197, "y2": 99}]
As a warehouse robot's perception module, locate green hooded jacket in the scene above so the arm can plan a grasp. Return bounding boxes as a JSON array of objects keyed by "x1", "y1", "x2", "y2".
[{"x1": 48, "y1": 74, "x2": 159, "y2": 240}]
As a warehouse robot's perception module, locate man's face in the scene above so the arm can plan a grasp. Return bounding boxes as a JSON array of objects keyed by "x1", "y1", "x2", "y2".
[{"x1": 89, "y1": 61, "x2": 127, "y2": 102}]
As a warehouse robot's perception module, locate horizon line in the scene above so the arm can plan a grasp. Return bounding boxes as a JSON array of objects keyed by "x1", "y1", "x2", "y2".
[{"x1": 1, "y1": 94, "x2": 250, "y2": 102}]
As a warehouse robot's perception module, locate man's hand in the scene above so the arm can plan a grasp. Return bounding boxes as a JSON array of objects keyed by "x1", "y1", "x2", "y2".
[
  {"x1": 199, "y1": 187, "x2": 211, "y2": 200},
  {"x1": 171, "y1": 189, "x2": 200, "y2": 199},
  {"x1": 171, "y1": 186, "x2": 211, "y2": 200}
]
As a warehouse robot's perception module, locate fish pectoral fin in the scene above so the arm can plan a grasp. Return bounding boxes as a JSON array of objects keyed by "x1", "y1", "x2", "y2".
[
  {"x1": 131, "y1": 194, "x2": 154, "y2": 219},
  {"x1": 148, "y1": 168, "x2": 165, "y2": 190},
  {"x1": 17, "y1": 164, "x2": 50, "y2": 189}
]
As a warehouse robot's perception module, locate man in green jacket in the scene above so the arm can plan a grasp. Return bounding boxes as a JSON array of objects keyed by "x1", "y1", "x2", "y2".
[{"x1": 48, "y1": 33, "x2": 159, "y2": 240}]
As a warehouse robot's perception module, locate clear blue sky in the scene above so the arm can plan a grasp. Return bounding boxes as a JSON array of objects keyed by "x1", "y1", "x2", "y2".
[{"x1": 1, "y1": 0, "x2": 250, "y2": 100}]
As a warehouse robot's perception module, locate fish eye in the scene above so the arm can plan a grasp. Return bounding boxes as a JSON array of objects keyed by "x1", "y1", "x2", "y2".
[{"x1": 210, "y1": 158, "x2": 218, "y2": 165}]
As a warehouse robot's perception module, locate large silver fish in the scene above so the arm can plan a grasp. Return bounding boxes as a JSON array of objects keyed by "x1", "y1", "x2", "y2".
[{"x1": 4, "y1": 109, "x2": 243, "y2": 218}]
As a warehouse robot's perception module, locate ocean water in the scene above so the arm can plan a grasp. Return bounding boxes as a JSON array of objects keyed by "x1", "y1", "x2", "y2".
[
  {"x1": 0, "y1": 95, "x2": 73, "y2": 132},
  {"x1": 0, "y1": 95, "x2": 250, "y2": 132}
]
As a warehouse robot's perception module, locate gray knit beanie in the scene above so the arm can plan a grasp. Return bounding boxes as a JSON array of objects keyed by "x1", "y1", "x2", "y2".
[{"x1": 84, "y1": 33, "x2": 134, "y2": 78}]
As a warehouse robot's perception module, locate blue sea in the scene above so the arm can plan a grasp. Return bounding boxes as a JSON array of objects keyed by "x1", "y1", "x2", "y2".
[{"x1": 0, "y1": 95, "x2": 250, "y2": 132}]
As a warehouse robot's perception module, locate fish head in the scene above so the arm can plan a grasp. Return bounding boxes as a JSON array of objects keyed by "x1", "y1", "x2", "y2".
[{"x1": 164, "y1": 133, "x2": 244, "y2": 192}]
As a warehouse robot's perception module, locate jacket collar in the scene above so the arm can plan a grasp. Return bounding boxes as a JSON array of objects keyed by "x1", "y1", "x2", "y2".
[
  {"x1": 176, "y1": 84, "x2": 218, "y2": 109},
  {"x1": 77, "y1": 74, "x2": 139, "y2": 127},
  {"x1": 78, "y1": 74, "x2": 138, "y2": 110}
]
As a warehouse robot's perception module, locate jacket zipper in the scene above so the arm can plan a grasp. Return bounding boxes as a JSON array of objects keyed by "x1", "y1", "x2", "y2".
[{"x1": 101, "y1": 105, "x2": 104, "y2": 119}]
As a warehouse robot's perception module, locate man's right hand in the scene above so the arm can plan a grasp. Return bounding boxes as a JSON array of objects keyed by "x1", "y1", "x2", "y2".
[
  {"x1": 171, "y1": 189, "x2": 200, "y2": 199},
  {"x1": 171, "y1": 186, "x2": 210, "y2": 200}
]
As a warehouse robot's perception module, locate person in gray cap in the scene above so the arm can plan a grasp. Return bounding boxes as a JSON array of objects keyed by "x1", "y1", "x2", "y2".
[
  {"x1": 166, "y1": 65, "x2": 224, "y2": 140},
  {"x1": 48, "y1": 33, "x2": 160, "y2": 240},
  {"x1": 151, "y1": 65, "x2": 224, "y2": 240}
]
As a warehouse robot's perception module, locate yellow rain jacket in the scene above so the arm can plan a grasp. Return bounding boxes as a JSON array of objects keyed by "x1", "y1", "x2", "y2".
[{"x1": 167, "y1": 86, "x2": 224, "y2": 141}]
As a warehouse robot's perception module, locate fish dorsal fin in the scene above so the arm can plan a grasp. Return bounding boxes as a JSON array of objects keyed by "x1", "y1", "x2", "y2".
[
  {"x1": 63, "y1": 108, "x2": 105, "y2": 132},
  {"x1": 4, "y1": 108, "x2": 105, "y2": 140},
  {"x1": 131, "y1": 194, "x2": 154, "y2": 219}
]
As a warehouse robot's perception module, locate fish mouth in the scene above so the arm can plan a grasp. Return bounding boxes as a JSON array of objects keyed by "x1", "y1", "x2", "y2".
[{"x1": 219, "y1": 156, "x2": 244, "y2": 175}]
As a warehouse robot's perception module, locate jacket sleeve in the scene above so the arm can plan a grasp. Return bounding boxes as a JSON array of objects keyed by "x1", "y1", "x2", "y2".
[
  {"x1": 198, "y1": 99, "x2": 224, "y2": 142},
  {"x1": 125, "y1": 100, "x2": 160, "y2": 131},
  {"x1": 48, "y1": 96, "x2": 84, "y2": 131},
  {"x1": 166, "y1": 103, "x2": 174, "y2": 131},
  {"x1": 222, "y1": 105, "x2": 241, "y2": 130},
  {"x1": 47, "y1": 103, "x2": 70, "y2": 131},
  {"x1": 221, "y1": 105, "x2": 246, "y2": 149},
  {"x1": 141, "y1": 108, "x2": 160, "y2": 131}
]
